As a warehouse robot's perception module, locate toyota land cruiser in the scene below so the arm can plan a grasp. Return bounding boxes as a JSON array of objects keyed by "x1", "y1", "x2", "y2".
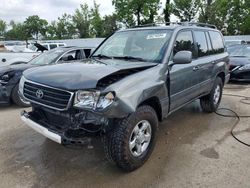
[{"x1": 19, "y1": 22, "x2": 230, "y2": 172}]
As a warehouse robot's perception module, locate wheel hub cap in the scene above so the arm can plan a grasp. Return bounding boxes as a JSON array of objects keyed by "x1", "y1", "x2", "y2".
[
  {"x1": 213, "y1": 85, "x2": 221, "y2": 105},
  {"x1": 129, "y1": 120, "x2": 152, "y2": 157}
]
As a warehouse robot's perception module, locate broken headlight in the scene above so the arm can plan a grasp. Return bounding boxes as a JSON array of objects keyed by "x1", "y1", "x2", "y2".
[
  {"x1": 74, "y1": 91, "x2": 115, "y2": 110},
  {"x1": 0, "y1": 72, "x2": 12, "y2": 84}
]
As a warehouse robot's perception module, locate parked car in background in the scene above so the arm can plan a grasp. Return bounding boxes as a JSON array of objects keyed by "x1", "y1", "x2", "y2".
[
  {"x1": 228, "y1": 44, "x2": 250, "y2": 81},
  {"x1": 0, "y1": 51, "x2": 40, "y2": 67},
  {"x1": 28, "y1": 42, "x2": 67, "y2": 52},
  {"x1": 0, "y1": 46, "x2": 89, "y2": 107},
  {"x1": 225, "y1": 39, "x2": 246, "y2": 47},
  {"x1": 19, "y1": 22, "x2": 229, "y2": 171},
  {"x1": 4, "y1": 41, "x2": 27, "y2": 51}
]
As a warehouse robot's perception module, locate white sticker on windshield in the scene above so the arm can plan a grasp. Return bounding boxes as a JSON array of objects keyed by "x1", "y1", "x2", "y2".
[{"x1": 146, "y1": 33, "x2": 166, "y2": 40}]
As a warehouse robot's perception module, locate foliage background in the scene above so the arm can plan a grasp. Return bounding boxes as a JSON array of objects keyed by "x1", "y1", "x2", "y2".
[{"x1": 0, "y1": 0, "x2": 249, "y2": 40}]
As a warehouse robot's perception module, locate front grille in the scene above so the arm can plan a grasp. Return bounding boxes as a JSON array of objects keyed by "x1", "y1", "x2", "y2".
[{"x1": 23, "y1": 81, "x2": 73, "y2": 110}]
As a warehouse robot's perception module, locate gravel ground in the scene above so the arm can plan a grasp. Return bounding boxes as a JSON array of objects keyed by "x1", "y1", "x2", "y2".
[{"x1": 0, "y1": 83, "x2": 250, "y2": 188}]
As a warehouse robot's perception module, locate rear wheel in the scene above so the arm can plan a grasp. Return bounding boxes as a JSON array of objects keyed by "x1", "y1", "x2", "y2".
[
  {"x1": 200, "y1": 77, "x2": 223, "y2": 113},
  {"x1": 11, "y1": 84, "x2": 30, "y2": 107},
  {"x1": 103, "y1": 105, "x2": 158, "y2": 172}
]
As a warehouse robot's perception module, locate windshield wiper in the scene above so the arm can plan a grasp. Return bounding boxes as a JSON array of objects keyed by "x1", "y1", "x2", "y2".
[
  {"x1": 113, "y1": 56, "x2": 146, "y2": 62},
  {"x1": 92, "y1": 54, "x2": 112, "y2": 59}
]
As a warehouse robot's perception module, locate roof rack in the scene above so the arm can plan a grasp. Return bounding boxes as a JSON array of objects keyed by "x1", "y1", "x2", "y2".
[{"x1": 133, "y1": 22, "x2": 217, "y2": 29}]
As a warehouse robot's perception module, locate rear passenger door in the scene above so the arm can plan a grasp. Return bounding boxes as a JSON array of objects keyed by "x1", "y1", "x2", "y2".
[
  {"x1": 169, "y1": 30, "x2": 200, "y2": 111},
  {"x1": 193, "y1": 30, "x2": 214, "y2": 94}
]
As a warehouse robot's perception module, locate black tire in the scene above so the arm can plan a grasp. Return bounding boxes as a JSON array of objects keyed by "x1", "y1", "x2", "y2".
[
  {"x1": 200, "y1": 77, "x2": 223, "y2": 113},
  {"x1": 103, "y1": 105, "x2": 158, "y2": 172},
  {"x1": 11, "y1": 84, "x2": 30, "y2": 107}
]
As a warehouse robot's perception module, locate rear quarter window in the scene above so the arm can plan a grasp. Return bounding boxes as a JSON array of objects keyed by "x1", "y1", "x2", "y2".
[{"x1": 209, "y1": 31, "x2": 225, "y2": 54}]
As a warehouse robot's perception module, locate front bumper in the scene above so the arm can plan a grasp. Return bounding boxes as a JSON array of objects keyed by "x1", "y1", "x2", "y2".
[
  {"x1": 20, "y1": 109, "x2": 100, "y2": 145},
  {"x1": 21, "y1": 111, "x2": 62, "y2": 144},
  {"x1": 230, "y1": 70, "x2": 250, "y2": 82}
]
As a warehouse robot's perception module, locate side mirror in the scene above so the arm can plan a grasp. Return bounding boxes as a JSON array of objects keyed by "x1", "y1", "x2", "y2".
[{"x1": 173, "y1": 51, "x2": 192, "y2": 65}]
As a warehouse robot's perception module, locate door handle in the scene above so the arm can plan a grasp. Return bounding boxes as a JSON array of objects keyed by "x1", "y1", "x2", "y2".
[{"x1": 193, "y1": 66, "x2": 200, "y2": 71}]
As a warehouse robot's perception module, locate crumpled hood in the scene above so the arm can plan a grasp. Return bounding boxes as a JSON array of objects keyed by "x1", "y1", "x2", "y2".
[
  {"x1": 23, "y1": 59, "x2": 157, "y2": 90},
  {"x1": 229, "y1": 57, "x2": 250, "y2": 66},
  {"x1": 0, "y1": 63, "x2": 34, "y2": 76}
]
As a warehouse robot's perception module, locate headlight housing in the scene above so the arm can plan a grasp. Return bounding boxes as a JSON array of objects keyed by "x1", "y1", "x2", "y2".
[
  {"x1": 74, "y1": 91, "x2": 115, "y2": 110},
  {"x1": 0, "y1": 71, "x2": 15, "y2": 84},
  {"x1": 239, "y1": 64, "x2": 250, "y2": 71}
]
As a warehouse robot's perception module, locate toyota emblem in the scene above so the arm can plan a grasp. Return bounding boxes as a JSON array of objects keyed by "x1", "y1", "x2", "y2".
[{"x1": 36, "y1": 89, "x2": 44, "y2": 99}]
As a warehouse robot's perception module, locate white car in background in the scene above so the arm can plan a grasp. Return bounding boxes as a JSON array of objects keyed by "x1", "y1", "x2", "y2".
[
  {"x1": 0, "y1": 42, "x2": 67, "y2": 67},
  {"x1": 29, "y1": 42, "x2": 67, "y2": 52}
]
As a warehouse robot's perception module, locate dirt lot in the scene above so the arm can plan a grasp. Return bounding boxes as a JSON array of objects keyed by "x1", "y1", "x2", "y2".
[{"x1": 0, "y1": 84, "x2": 250, "y2": 188}]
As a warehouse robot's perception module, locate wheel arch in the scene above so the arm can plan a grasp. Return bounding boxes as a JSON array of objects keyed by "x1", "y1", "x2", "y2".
[
  {"x1": 138, "y1": 96, "x2": 163, "y2": 122},
  {"x1": 216, "y1": 72, "x2": 225, "y2": 85}
]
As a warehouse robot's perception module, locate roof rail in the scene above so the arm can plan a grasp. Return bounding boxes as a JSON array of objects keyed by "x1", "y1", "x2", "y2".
[{"x1": 133, "y1": 22, "x2": 217, "y2": 29}]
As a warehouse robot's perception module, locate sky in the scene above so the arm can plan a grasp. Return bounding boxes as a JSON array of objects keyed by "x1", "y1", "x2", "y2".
[{"x1": 0, "y1": 0, "x2": 175, "y2": 23}]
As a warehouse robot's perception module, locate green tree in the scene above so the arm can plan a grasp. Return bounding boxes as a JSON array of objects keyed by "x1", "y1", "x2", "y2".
[
  {"x1": 46, "y1": 21, "x2": 57, "y2": 39},
  {"x1": 241, "y1": 1, "x2": 250, "y2": 35},
  {"x1": 24, "y1": 15, "x2": 48, "y2": 39},
  {"x1": 197, "y1": 0, "x2": 250, "y2": 35},
  {"x1": 227, "y1": 0, "x2": 248, "y2": 35},
  {"x1": 0, "y1": 19, "x2": 7, "y2": 36},
  {"x1": 198, "y1": 0, "x2": 228, "y2": 30},
  {"x1": 163, "y1": 0, "x2": 171, "y2": 23},
  {"x1": 54, "y1": 14, "x2": 75, "y2": 39},
  {"x1": 5, "y1": 21, "x2": 31, "y2": 41},
  {"x1": 171, "y1": 0, "x2": 199, "y2": 21},
  {"x1": 102, "y1": 14, "x2": 119, "y2": 37},
  {"x1": 112, "y1": 0, "x2": 161, "y2": 27},
  {"x1": 73, "y1": 3, "x2": 91, "y2": 38},
  {"x1": 90, "y1": 1, "x2": 103, "y2": 37}
]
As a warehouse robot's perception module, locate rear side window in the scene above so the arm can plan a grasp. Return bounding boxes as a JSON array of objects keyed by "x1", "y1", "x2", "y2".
[
  {"x1": 209, "y1": 31, "x2": 225, "y2": 54},
  {"x1": 173, "y1": 31, "x2": 195, "y2": 57},
  {"x1": 194, "y1": 31, "x2": 208, "y2": 57},
  {"x1": 50, "y1": 44, "x2": 57, "y2": 49}
]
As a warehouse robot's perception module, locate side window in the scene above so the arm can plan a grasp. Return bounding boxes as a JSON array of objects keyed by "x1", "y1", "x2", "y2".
[
  {"x1": 49, "y1": 44, "x2": 57, "y2": 50},
  {"x1": 59, "y1": 44, "x2": 64, "y2": 47},
  {"x1": 173, "y1": 31, "x2": 195, "y2": 57},
  {"x1": 60, "y1": 50, "x2": 77, "y2": 62},
  {"x1": 209, "y1": 31, "x2": 225, "y2": 54},
  {"x1": 42, "y1": 44, "x2": 49, "y2": 50},
  {"x1": 194, "y1": 31, "x2": 208, "y2": 57}
]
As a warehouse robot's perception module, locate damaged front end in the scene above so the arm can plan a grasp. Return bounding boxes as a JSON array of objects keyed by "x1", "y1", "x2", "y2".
[
  {"x1": 21, "y1": 104, "x2": 112, "y2": 145},
  {"x1": 19, "y1": 60, "x2": 163, "y2": 145}
]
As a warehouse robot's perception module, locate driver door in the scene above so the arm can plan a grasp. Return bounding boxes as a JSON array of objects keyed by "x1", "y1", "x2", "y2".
[{"x1": 169, "y1": 30, "x2": 199, "y2": 111}]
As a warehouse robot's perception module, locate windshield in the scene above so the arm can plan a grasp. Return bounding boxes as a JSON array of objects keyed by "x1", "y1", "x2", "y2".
[
  {"x1": 29, "y1": 48, "x2": 65, "y2": 65},
  {"x1": 93, "y1": 29, "x2": 172, "y2": 63},
  {"x1": 227, "y1": 44, "x2": 250, "y2": 57}
]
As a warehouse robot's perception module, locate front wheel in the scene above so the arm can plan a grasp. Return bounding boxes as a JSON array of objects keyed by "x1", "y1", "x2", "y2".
[
  {"x1": 200, "y1": 77, "x2": 223, "y2": 113},
  {"x1": 11, "y1": 84, "x2": 30, "y2": 107},
  {"x1": 103, "y1": 105, "x2": 158, "y2": 172}
]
